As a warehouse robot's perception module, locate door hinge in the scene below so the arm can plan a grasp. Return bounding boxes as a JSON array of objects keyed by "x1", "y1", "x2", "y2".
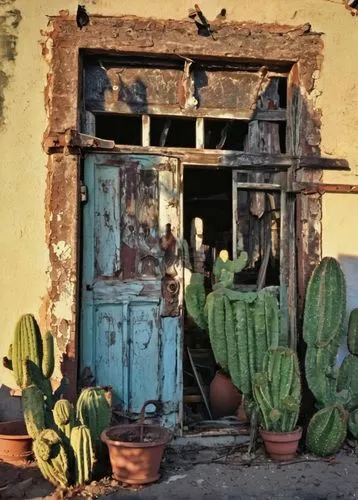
[{"x1": 80, "y1": 183, "x2": 88, "y2": 203}]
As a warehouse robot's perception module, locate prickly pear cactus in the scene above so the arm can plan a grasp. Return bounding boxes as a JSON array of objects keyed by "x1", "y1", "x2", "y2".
[
  {"x1": 348, "y1": 309, "x2": 358, "y2": 356},
  {"x1": 70, "y1": 425, "x2": 94, "y2": 486},
  {"x1": 33, "y1": 429, "x2": 69, "y2": 488},
  {"x1": 185, "y1": 273, "x2": 207, "y2": 330},
  {"x1": 22, "y1": 385, "x2": 46, "y2": 439},
  {"x1": 76, "y1": 387, "x2": 111, "y2": 443},
  {"x1": 253, "y1": 347, "x2": 301, "y2": 432},
  {"x1": 306, "y1": 406, "x2": 347, "y2": 456}
]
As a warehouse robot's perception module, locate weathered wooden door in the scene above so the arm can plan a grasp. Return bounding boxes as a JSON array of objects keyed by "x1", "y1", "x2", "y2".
[{"x1": 81, "y1": 154, "x2": 182, "y2": 428}]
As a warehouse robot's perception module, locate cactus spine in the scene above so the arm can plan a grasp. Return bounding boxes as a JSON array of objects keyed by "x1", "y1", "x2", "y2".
[
  {"x1": 303, "y1": 258, "x2": 346, "y2": 408},
  {"x1": 306, "y1": 406, "x2": 347, "y2": 456},
  {"x1": 253, "y1": 347, "x2": 301, "y2": 432},
  {"x1": 348, "y1": 309, "x2": 358, "y2": 356},
  {"x1": 76, "y1": 387, "x2": 111, "y2": 444},
  {"x1": 33, "y1": 429, "x2": 69, "y2": 488},
  {"x1": 70, "y1": 425, "x2": 95, "y2": 486}
]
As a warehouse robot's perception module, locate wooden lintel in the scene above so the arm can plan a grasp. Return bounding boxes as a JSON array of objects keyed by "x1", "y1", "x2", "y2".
[
  {"x1": 43, "y1": 134, "x2": 349, "y2": 173},
  {"x1": 292, "y1": 181, "x2": 358, "y2": 195},
  {"x1": 65, "y1": 130, "x2": 115, "y2": 150}
]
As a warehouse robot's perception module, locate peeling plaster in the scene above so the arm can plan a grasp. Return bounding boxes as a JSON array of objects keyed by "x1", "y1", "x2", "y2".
[{"x1": 52, "y1": 240, "x2": 72, "y2": 261}]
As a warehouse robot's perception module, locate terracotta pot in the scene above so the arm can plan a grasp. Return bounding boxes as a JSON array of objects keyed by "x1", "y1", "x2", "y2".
[
  {"x1": 0, "y1": 420, "x2": 32, "y2": 463},
  {"x1": 101, "y1": 423, "x2": 172, "y2": 485},
  {"x1": 260, "y1": 427, "x2": 302, "y2": 461},
  {"x1": 210, "y1": 370, "x2": 242, "y2": 418}
]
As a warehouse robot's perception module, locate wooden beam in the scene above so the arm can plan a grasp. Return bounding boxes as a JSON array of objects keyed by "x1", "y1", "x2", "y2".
[
  {"x1": 234, "y1": 182, "x2": 281, "y2": 191},
  {"x1": 142, "y1": 115, "x2": 150, "y2": 147},
  {"x1": 89, "y1": 103, "x2": 286, "y2": 122},
  {"x1": 196, "y1": 117, "x2": 205, "y2": 149},
  {"x1": 44, "y1": 133, "x2": 350, "y2": 173},
  {"x1": 65, "y1": 130, "x2": 115, "y2": 149},
  {"x1": 292, "y1": 182, "x2": 358, "y2": 194}
]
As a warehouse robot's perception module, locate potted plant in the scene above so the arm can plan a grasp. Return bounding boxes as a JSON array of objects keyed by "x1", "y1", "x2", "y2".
[
  {"x1": 253, "y1": 347, "x2": 302, "y2": 461},
  {"x1": 185, "y1": 250, "x2": 282, "y2": 418},
  {"x1": 3, "y1": 313, "x2": 111, "y2": 487}
]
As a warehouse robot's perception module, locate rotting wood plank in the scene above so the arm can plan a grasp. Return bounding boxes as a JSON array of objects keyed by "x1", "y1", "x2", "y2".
[
  {"x1": 87, "y1": 103, "x2": 286, "y2": 121},
  {"x1": 292, "y1": 182, "x2": 358, "y2": 194},
  {"x1": 46, "y1": 137, "x2": 350, "y2": 171}
]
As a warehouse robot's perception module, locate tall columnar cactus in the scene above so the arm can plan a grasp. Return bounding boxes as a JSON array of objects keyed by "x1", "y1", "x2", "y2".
[
  {"x1": 33, "y1": 429, "x2": 69, "y2": 488},
  {"x1": 253, "y1": 347, "x2": 301, "y2": 432},
  {"x1": 184, "y1": 273, "x2": 207, "y2": 330},
  {"x1": 348, "y1": 409, "x2": 358, "y2": 439},
  {"x1": 206, "y1": 290, "x2": 229, "y2": 372},
  {"x1": 306, "y1": 406, "x2": 347, "y2": 456},
  {"x1": 76, "y1": 387, "x2": 111, "y2": 444},
  {"x1": 3, "y1": 314, "x2": 54, "y2": 406},
  {"x1": 337, "y1": 354, "x2": 358, "y2": 411},
  {"x1": 303, "y1": 258, "x2": 346, "y2": 408},
  {"x1": 348, "y1": 308, "x2": 358, "y2": 356},
  {"x1": 22, "y1": 385, "x2": 46, "y2": 439},
  {"x1": 70, "y1": 425, "x2": 95, "y2": 486},
  {"x1": 53, "y1": 400, "x2": 75, "y2": 441},
  {"x1": 231, "y1": 290, "x2": 280, "y2": 395}
]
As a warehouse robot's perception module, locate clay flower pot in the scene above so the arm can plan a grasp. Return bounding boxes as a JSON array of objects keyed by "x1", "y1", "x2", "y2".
[
  {"x1": 209, "y1": 370, "x2": 242, "y2": 418},
  {"x1": 0, "y1": 420, "x2": 32, "y2": 463},
  {"x1": 101, "y1": 423, "x2": 172, "y2": 485},
  {"x1": 260, "y1": 427, "x2": 302, "y2": 461}
]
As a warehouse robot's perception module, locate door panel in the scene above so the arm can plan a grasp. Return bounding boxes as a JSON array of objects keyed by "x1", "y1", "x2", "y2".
[{"x1": 81, "y1": 154, "x2": 182, "y2": 428}]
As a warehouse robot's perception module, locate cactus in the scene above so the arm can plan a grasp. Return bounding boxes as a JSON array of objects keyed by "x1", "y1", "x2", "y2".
[
  {"x1": 76, "y1": 387, "x2": 111, "y2": 444},
  {"x1": 70, "y1": 425, "x2": 95, "y2": 486},
  {"x1": 348, "y1": 409, "x2": 358, "y2": 438},
  {"x1": 185, "y1": 273, "x2": 207, "y2": 330},
  {"x1": 11, "y1": 314, "x2": 43, "y2": 388},
  {"x1": 53, "y1": 400, "x2": 75, "y2": 441},
  {"x1": 22, "y1": 385, "x2": 46, "y2": 439},
  {"x1": 306, "y1": 406, "x2": 347, "y2": 456},
  {"x1": 348, "y1": 308, "x2": 358, "y2": 356},
  {"x1": 337, "y1": 354, "x2": 358, "y2": 411},
  {"x1": 42, "y1": 330, "x2": 55, "y2": 379},
  {"x1": 303, "y1": 257, "x2": 346, "y2": 349},
  {"x1": 3, "y1": 314, "x2": 54, "y2": 407},
  {"x1": 231, "y1": 290, "x2": 280, "y2": 395},
  {"x1": 213, "y1": 250, "x2": 248, "y2": 290},
  {"x1": 206, "y1": 291, "x2": 229, "y2": 372},
  {"x1": 253, "y1": 347, "x2": 301, "y2": 432},
  {"x1": 33, "y1": 429, "x2": 69, "y2": 488},
  {"x1": 303, "y1": 258, "x2": 346, "y2": 408}
]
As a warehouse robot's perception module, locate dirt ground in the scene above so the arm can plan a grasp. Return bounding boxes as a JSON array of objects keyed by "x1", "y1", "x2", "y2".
[{"x1": 2, "y1": 441, "x2": 358, "y2": 499}]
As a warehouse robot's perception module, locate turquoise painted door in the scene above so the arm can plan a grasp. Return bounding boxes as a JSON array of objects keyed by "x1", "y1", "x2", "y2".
[{"x1": 81, "y1": 154, "x2": 182, "y2": 428}]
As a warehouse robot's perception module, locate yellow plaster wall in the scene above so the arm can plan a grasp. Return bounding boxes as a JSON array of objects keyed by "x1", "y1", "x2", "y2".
[{"x1": 0, "y1": 0, "x2": 358, "y2": 394}]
